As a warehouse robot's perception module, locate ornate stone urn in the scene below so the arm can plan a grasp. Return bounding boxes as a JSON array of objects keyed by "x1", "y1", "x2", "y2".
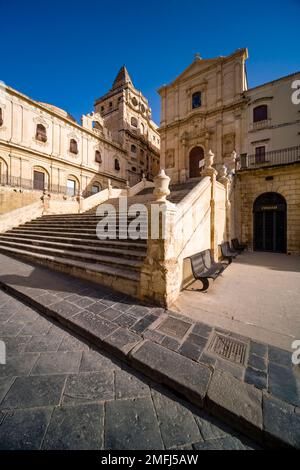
[{"x1": 153, "y1": 169, "x2": 171, "y2": 202}]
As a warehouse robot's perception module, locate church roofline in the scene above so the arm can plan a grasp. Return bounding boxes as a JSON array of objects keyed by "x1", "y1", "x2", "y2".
[{"x1": 157, "y1": 48, "x2": 248, "y2": 93}]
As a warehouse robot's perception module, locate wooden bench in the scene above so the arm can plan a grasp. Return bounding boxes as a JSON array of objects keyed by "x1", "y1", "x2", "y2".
[
  {"x1": 220, "y1": 241, "x2": 239, "y2": 264},
  {"x1": 231, "y1": 238, "x2": 247, "y2": 252},
  {"x1": 189, "y1": 249, "x2": 225, "y2": 291}
]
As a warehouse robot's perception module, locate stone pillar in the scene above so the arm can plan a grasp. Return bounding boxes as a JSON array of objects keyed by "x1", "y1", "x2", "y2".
[
  {"x1": 139, "y1": 170, "x2": 180, "y2": 307},
  {"x1": 218, "y1": 165, "x2": 231, "y2": 242},
  {"x1": 202, "y1": 150, "x2": 218, "y2": 261},
  {"x1": 77, "y1": 191, "x2": 84, "y2": 213}
]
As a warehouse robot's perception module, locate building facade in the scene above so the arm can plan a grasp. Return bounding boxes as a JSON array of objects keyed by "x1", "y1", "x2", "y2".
[
  {"x1": 158, "y1": 49, "x2": 248, "y2": 184},
  {"x1": 158, "y1": 50, "x2": 300, "y2": 254},
  {"x1": 235, "y1": 72, "x2": 300, "y2": 254},
  {"x1": 94, "y1": 66, "x2": 160, "y2": 185}
]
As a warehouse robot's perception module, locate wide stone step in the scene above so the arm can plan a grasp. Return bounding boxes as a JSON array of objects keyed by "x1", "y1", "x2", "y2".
[
  {"x1": 9, "y1": 228, "x2": 147, "y2": 243},
  {"x1": 14, "y1": 225, "x2": 148, "y2": 236},
  {"x1": 0, "y1": 235, "x2": 147, "y2": 259},
  {"x1": 0, "y1": 240, "x2": 143, "y2": 270},
  {"x1": 4, "y1": 231, "x2": 147, "y2": 250},
  {"x1": 28, "y1": 218, "x2": 147, "y2": 226},
  {"x1": 0, "y1": 245, "x2": 140, "y2": 284}
]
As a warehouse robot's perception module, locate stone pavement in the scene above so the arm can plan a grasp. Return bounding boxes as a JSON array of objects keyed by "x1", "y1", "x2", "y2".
[
  {"x1": 0, "y1": 290, "x2": 259, "y2": 450},
  {"x1": 175, "y1": 252, "x2": 300, "y2": 350},
  {"x1": 0, "y1": 253, "x2": 300, "y2": 448}
]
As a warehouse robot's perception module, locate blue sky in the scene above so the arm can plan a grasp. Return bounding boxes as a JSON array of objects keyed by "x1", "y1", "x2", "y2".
[{"x1": 1, "y1": 0, "x2": 299, "y2": 124}]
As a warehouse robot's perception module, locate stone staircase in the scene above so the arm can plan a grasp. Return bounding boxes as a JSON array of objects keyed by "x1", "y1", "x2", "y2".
[{"x1": 0, "y1": 180, "x2": 201, "y2": 297}]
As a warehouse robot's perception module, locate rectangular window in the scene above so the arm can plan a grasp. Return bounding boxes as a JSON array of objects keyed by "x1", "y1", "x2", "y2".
[{"x1": 255, "y1": 146, "x2": 266, "y2": 164}]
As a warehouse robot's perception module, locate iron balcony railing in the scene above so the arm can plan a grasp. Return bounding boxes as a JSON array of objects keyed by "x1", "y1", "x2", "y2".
[
  {"x1": 0, "y1": 175, "x2": 81, "y2": 197},
  {"x1": 237, "y1": 145, "x2": 300, "y2": 171}
]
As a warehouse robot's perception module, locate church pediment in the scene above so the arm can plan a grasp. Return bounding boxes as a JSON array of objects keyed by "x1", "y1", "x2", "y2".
[{"x1": 170, "y1": 57, "x2": 222, "y2": 86}]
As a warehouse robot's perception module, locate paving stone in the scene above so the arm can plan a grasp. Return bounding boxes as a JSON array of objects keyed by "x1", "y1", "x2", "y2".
[
  {"x1": 58, "y1": 333, "x2": 89, "y2": 352},
  {"x1": 105, "y1": 327, "x2": 142, "y2": 356},
  {"x1": 156, "y1": 316, "x2": 192, "y2": 339},
  {"x1": 113, "y1": 301, "x2": 134, "y2": 313},
  {"x1": 131, "y1": 340, "x2": 211, "y2": 406},
  {"x1": 36, "y1": 292, "x2": 59, "y2": 306},
  {"x1": 0, "y1": 335, "x2": 32, "y2": 354},
  {"x1": 192, "y1": 322, "x2": 212, "y2": 339},
  {"x1": 0, "y1": 375, "x2": 66, "y2": 409},
  {"x1": 131, "y1": 314, "x2": 157, "y2": 333},
  {"x1": 42, "y1": 403, "x2": 104, "y2": 450},
  {"x1": 151, "y1": 389, "x2": 201, "y2": 448},
  {"x1": 194, "y1": 410, "x2": 232, "y2": 440},
  {"x1": 215, "y1": 358, "x2": 245, "y2": 381},
  {"x1": 0, "y1": 377, "x2": 15, "y2": 403},
  {"x1": 245, "y1": 367, "x2": 267, "y2": 390},
  {"x1": 178, "y1": 341, "x2": 202, "y2": 361},
  {"x1": 115, "y1": 368, "x2": 150, "y2": 399},
  {"x1": 24, "y1": 332, "x2": 63, "y2": 352},
  {"x1": 179, "y1": 334, "x2": 207, "y2": 361},
  {"x1": 50, "y1": 301, "x2": 83, "y2": 319},
  {"x1": 248, "y1": 354, "x2": 267, "y2": 372},
  {"x1": 30, "y1": 351, "x2": 82, "y2": 375},
  {"x1": 80, "y1": 349, "x2": 117, "y2": 372},
  {"x1": 263, "y1": 394, "x2": 300, "y2": 448},
  {"x1": 105, "y1": 397, "x2": 164, "y2": 450},
  {"x1": 70, "y1": 296, "x2": 96, "y2": 309},
  {"x1": 161, "y1": 336, "x2": 180, "y2": 351},
  {"x1": 127, "y1": 304, "x2": 150, "y2": 319},
  {"x1": 72, "y1": 310, "x2": 118, "y2": 341},
  {"x1": 199, "y1": 352, "x2": 216, "y2": 368},
  {"x1": 21, "y1": 318, "x2": 52, "y2": 336},
  {"x1": 207, "y1": 370, "x2": 263, "y2": 433},
  {"x1": 268, "y1": 346, "x2": 292, "y2": 368},
  {"x1": 0, "y1": 407, "x2": 53, "y2": 450},
  {"x1": 0, "y1": 310, "x2": 15, "y2": 323},
  {"x1": 86, "y1": 301, "x2": 109, "y2": 315},
  {"x1": 268, "y1": 362, "x2": 300, "y2": 407},
  {"x1": 0, "y1": 320, "x2": 26, "y2": 336},
  {"x1": 98, "y1": 308, "x2": 123, "y2": 322},
  {"x1": 143, "y1": 329, "x2": 165, "y2": 343},
  {"x1": 193, "y1": 435, "x2": 258, "y2": 450},
  {"x1": 63, "y1": 371, "x2": 114, "y2": 404},
  {"x1": 114, "y1": 313, "x2": 137, "y2": 328},
  {"x1": 0, "y1": 353, "x2": 39, "y2": 377},
  {"x1": 249, "y1": 341, "x2": 268, "y2": 358}
]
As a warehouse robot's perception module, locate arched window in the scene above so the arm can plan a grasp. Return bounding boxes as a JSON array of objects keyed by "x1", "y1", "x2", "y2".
[
  {"x1": 253, "y1": 105, "x2": 268, "y2": 123},
  {"x1": 69, "y1": 139, "x2": 78, "y2": 154},
  {"x1": 95, "y1": 150, "x2": 102, "y2": 163},
  {"x1": 192, "y1": 91, "x2": 202, "y2": 109},
  {"x1": 114, "y1": 159, "x2": 120, "y2": 171},
  {"x1": 0, "y1": 108, "x2": 3, "y2": 127},
  {"x1": 131, "y1": 117, "x2": 138, "y2": 128},
  {"x1": 131, "y1": 144, "x2": 137, "y2": 154},
  {"x1": 36, "y1": 124, "x2": 47, "y2": 143}
]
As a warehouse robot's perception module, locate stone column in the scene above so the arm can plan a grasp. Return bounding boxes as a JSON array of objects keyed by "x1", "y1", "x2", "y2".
[
  {"x1": 139, "y1": 170, "x2": 180, "y2": 307},
  {"x1": 202, "y1": 150, "x2": 219, "y2": 261},
  {"x1": 218, "y1": 165, "x2": 231, "y2": 242}
]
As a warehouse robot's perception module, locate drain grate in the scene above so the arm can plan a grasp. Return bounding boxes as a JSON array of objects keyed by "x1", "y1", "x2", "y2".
[{"x1": 207, "y1": 333, "x2": 247, "y2": 365}]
